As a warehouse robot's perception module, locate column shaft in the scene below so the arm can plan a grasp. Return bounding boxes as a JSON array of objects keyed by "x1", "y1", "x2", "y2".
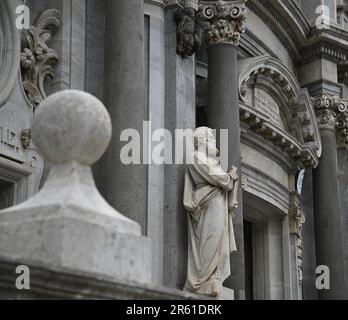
[
  {"x1": 313, "y1": 128, "x2": 346, "y2": 299},
  {"x1": 207, "y1": 43, "x2": 245, "y2": 299},
  {"x1": 338, "y1": 149, "x2": 348, "y2": 291},
  {"x1": 95, "y1": 0, "x2": 148, "y2": 232}
]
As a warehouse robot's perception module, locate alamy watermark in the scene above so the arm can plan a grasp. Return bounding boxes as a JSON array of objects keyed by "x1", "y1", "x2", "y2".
[
  {"x1": 315, "y1": 265, "x2": 330, "y2": 290},
  {"x1": 15, "y1": 5, "x2": 30, "y2": 30},
  {"x1": 315, "y1": 5, "x2": 335, "y2": 30},
  {"x1": 15, "y1": 265, "x2": 30, "y2": 290},
  {"x1": 120, "y1": 122, "x2": 230, "y2": 172}
]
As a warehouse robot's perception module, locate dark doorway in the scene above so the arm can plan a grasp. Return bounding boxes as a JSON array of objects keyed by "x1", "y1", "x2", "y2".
[
  {"x1": 244, "y1": 220, "x2": 254, "y2": 300},
  {"x1": 0, "y1": 180, "x2": 14, "y2": 210}
]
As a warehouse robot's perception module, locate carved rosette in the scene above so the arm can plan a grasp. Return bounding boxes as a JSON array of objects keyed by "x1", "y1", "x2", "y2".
[
  {"x1": 198, "y1": 0, "x2": 247, "y2": 46},
  {"x1": 314, "y1": 93, "x2": 348, "y2": 149},
  {"x1": 20, "y1": 9, "x2": 61, "y2": 110}
]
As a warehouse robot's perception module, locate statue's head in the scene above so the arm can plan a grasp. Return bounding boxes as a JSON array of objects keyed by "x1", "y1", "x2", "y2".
[{"x1": 193, "y1": 127, "x2": 218, "y2": 157}]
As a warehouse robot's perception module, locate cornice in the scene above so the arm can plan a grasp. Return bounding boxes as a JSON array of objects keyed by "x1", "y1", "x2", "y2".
[{"x1": 240, "y1": 102, "x2": 319, "y2": 169}]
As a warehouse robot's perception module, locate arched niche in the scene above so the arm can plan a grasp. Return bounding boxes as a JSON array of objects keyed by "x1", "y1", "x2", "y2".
[{"x1": 238, "y1": 55, "x2": 321, "y2": 169}]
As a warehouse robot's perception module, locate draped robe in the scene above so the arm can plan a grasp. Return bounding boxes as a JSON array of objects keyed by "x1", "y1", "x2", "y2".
[{"x1": 183, "y1": 151, "x2": 238, "y2": 296}]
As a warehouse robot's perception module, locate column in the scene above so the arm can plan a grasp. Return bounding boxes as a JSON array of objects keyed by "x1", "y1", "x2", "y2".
[
  {"x1": 313, "y1": 94, "x2": 347, "y2": 299},
  {"x1": 199, "y1": 0, "x2": 247, "y2": 300},
  {"x1": 95, "y1": 0, "x2": 148, "y2": 233},
  {"x1": 337, "y1": 108, "x2": 348, "y2": 292}
]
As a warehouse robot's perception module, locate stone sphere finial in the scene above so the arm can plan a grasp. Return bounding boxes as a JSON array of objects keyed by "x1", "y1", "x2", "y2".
[{"x1": 33, "y1": 90, "x2": 112, "y2": 165}]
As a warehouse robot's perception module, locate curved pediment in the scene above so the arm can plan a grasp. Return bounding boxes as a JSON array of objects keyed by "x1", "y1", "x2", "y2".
[{"x1": 238, "y1": 56, "x2": 321, "y2": 169}]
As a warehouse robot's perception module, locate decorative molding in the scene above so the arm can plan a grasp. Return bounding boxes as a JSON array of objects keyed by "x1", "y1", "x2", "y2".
[
  {"x1": 240, "y1": 103, "x2": 319, "y2": 169},
  {"x1": 238, "y1": 56, "x2": 322, "y2": 163},
  {"x1": 313, "y1": 93, "x2": 348, "y2": 149},
  {"x1": 289, "y1": 192, "x2": 305, "y2": 237},
  {"x1": 336, "y1": 109, "x2": 348, "y2": 150},
  {"x1": 289, "y1": 191, "x2": 305, "y2": 284},
  {"x1": 174, "y1": 0, "x2": 247, "y2": 58},
  {"x1": 198, "y1": 0, "x2": 247, "y2": 46},
  {"x1": 300, "y1": 41, "x2": 348, "y2": 65},
  {"x1": 20, "y1": 9, "x2": 61, "y2": 110}
]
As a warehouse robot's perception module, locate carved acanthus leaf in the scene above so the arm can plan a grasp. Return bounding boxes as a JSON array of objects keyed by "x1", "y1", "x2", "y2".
[{"x1": 20, "y1": 9, "x2": 61, "y2": 110}]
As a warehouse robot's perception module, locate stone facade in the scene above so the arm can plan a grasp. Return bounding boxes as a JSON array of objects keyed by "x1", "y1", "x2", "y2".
[{"x1": 0, "y1": 0, "x2": 348, "y2": 300}]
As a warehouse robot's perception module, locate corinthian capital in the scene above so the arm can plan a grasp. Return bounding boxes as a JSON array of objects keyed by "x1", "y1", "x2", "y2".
[
  {"x1": 314, "y1": 93, "x2": 348, "y2": 147},
  {"x1": 314, "y1": 93, "x2": 338, "y2": 130},
  {"x1": 198, "y1": 0, "x2": 247, "y2": 46}
]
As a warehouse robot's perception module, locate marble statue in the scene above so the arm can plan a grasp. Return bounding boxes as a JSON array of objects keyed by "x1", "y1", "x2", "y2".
[{"x1": 183, "y1": 127, "x2": 239, "y2": 297}]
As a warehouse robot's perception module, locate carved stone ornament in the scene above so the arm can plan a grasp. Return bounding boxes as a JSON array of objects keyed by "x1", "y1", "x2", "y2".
[
  {"x1": 336, "y1": 111, "x2": 348, "y2": 150},
  {"x1": 289, "y1": 191, "x2": 305, "y2": 284},
  {"x1": 289, "y1": 192, "x2": 305, "y2": 237},
  {"x1": 314, "y1": 93, "x2": 348, "y2": 148},
  {"x1": 20, "y1": 9, "x2": 61, "y2": 110},
  {"x1": 198, "y1": 0, "x2": 247, "y2": 46},
  {"x1": 21, "y1": 129, "x2": 32, "y2": 150},
  {"x1": 314, "y1": 93, "x2": 338, "y2": 130},
  {"x1": 174, "y1": 0, "x2": 204, "y2": 58}
]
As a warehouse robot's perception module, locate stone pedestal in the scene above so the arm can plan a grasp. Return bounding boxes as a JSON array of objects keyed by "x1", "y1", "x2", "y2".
[{"x1": 0, "y1": 90, "x2": 152, "y2": 285}]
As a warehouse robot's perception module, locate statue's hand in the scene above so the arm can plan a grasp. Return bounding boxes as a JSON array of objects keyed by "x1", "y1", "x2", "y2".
[{"x1": 228, "y1": 166, "x2": 239, "y2": 181}]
